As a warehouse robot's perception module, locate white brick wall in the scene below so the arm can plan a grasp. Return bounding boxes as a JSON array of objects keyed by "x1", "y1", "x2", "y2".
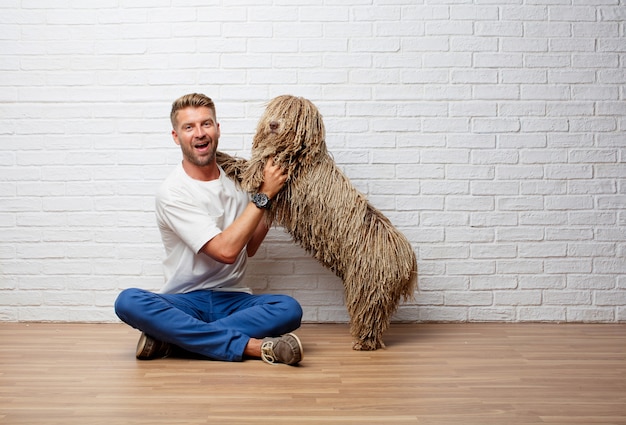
[{"x1": 1, "y1": 1, "x2": 624, "y2": 323}]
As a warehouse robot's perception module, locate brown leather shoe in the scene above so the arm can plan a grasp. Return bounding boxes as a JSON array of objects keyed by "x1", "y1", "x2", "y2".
[
  {"x1": 135, "y1": 333, "x2": 172, "y2": 360},
  {"x1": 260, "y1": 333, "x2": 303, "y2": 365}
]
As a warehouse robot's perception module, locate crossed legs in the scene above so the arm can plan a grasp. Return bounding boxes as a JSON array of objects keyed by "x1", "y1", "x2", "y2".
[{"x1": 114, "y1": 288, "x2": 303, "y2": 362}]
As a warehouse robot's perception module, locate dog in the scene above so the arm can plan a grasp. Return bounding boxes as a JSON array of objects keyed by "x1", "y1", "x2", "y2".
[{"x1": 218, "y1": 95, "x2": 417, "y2": 350}]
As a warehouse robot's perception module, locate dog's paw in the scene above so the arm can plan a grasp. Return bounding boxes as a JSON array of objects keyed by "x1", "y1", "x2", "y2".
[{"x1": 352, "y1": 338, "x2": 385, "y2": 351}]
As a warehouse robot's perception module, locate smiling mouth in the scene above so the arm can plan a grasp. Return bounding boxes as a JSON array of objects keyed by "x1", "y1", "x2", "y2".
[{"x1": 195, "y1": 142, "x2": 210, "y2": 150}]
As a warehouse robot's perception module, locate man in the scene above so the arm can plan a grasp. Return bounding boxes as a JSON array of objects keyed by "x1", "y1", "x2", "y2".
[{"x1": 115, "y1": 93, "x2": 303, "y2": 365}]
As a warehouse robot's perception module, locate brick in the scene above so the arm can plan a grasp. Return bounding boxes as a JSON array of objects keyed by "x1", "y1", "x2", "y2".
[
  {"x1": 593, "y1": 259, "x2": 626, "y2": 274},
  {"x1": 572, "y1": 86, "x2": 619, "y2": 100},
  {"x1": 469, "y1": 308, "x2": 516, "y2": 322},
  {"x1": 519, "y1": 276, "x2": 566, "y2": 290},
  {"x1": 494, "y1": 290, "x2": 542, "y2": 306},
  {"x1": 573, "y1": 22, "x2": 620, "y2": 41},
  {"x1": 450, "y1": 6, "x2": 499, "y2": 20},
  {"x1": 501, "y1": 69, "x2": 546, "y2": 84},
  {"x1": 450, "y1": 36, "x2": 498, "y2": 52},
  {"x1": 477, "y1": 52, "x2": 525, "y2": 68},
  {"x1": 570, "y1": 118, "x2": 617, "y2": 133},
  {"x1": 423, "y1": 52, "x2": 472, "y2": 68},
  {"x1": 521, "y1": 85, "x2": 570, "y2": 100},
  {"x1": 447, "y1": 261, "x2": 496, "y2": 276},
  {"x1": 421, "y1": 149, "x2": 469, "y2": 164},
  {"x1": 476, "y1": 22, "x2": 523, "y2": 36},
  {"x1": 421, "y1": 180, "x2": 469, "y2": 195},
  {"x1": 524, "y1": 54, "x2": 570, "y2": 68},
  {"x1": 469, "y1": 214, "x2": 518, "y2": 228},
  {"x1": 404, "y1": 37, "x2": 449, "y2": 52},
  {"x1": 501, "y1": 37, "x2": 548, "y2": 52},
  {"x1": 544, "y1": 290, "x2": 592, "y2": 305},
  {"x1": 567, "y1": 308, "x2": 615, "y2": 322},
  {"x1": 471, "y1": 181, "x2": 519, "y2": 196},
  {"x1": 545, "y1": 165, "x2": 593, "y2": 179},
  {"x1": 548, "y1": 6, "x2": 597, "y2": 22},
  {"x1": 520, "y1": 212, "x2": 568, "y2": 225},
  {"x1": 420, "y1": 212, "x2": 469, "y2": 227},
  {"x1": 471, "y1": 276, "x2": 517, "y2": 290},
  {"x1": 423, "y1": 85, "x2": 472, "y2": 100},
  {"x1": 471, "y1": 243, "x2": 517, "y2": 259},
  {"x1": 570, "y1": 149, "x2": 618, "y2": 163},
  {"x1": 501, "y1": 6, "x2": 548, "y2": 21},
  {"x1": 519, "y1": 243, "x2": 567, "y2": 258},
  {"x1": 525, "y1": 22, "x2": 571, "y2": 37},
  {"x1": 548, "y1": 70, "x2": 595, "y2": 84},
  {"x1": 499, "y1": 134, "x2": 546, "y2": 149},
  {"x1": 545, "y1": 195, "x2": 594, "y2": 210},
  {"x1": 595, "y1": 290, "x2": 626, "y2": 306},
  {"x1": 573, "y1": 53, "x2": 619, "y2": 68},
  {"x1": 421, "y1": 245, "x2": 469, "y2": 260},
  {"x1": 451, "y1": 70, "x2": 498, "y2": 84},
  {"x1": 546, "y1": 228, "x2": 594, "y2": 241},
  {"x1": 447, "y1": 135, "x2": 496, "y2": 149},
  {"x1": 518, "y1": 307, "x2": 566, "y2": 322},
  {"x1": 548, "y1": 133, "x2": 594, "y2": 148},
  {"x1": 553, "y1": 39, "x2": 597, "y2": 53},
  {"x1": 546, "y1": 101, "x2": 595, "y2": 116},
  {"x1": 445, "y1": 196, "x2": 494, "y2": 212},
  {"x1": 418, "y1": 307, "x2": 468, "y2": 322},
  {"x1": 497, "y1": 260, "x2": 544, "y2": 274},
  {"x1": 597, "y1": 195, "x2": 626, "y2": 210},
  {"x1": 446, "y1": 228, "x2": 495, "y2": 243},
  {"x1": 597, "y1": 101, "x2": 626, "y2": 116},
  {"x1": 569, "y1": 212, "x2": 616, "y2": 225},
  {"x1": 497, "y1": 165, "x2": 544, "y2": 180},
  {"x1": 545, "y1": 259, "x2": 593, "y2": 274},
  {"x1": 568, "y1": 275, "x2": 616, "y2": 291},
  {"x1": 425, "y1": 21, "x2": 473, "y2": 36},
  {"x1": 445, "y1": 291, "x2": 493, "y2": 307},
  {"x1": 419, "y1": 277, "x2": 468, "y2": 291},
  {"x1": 472, "y1": 118, "x2": 520, "y2": 133}
]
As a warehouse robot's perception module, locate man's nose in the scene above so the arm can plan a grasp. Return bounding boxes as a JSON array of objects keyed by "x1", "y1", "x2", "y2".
[{"x1": 193, "y1": 125, "x2": 206, "y2": 137}]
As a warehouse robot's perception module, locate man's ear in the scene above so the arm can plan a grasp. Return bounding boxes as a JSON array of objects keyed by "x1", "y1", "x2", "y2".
[{"x1": 172, "y1": 129, "x2": 180, "y2": 146}]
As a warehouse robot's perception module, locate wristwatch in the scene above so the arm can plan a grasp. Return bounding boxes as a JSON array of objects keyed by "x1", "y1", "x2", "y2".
[{"x1": 252, "y1": 192, "x2": 271, "y2": 209}]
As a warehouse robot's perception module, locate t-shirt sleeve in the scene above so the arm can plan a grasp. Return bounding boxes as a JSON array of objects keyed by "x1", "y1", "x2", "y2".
[{"x1": 156, "y1": 188, "x2": 223, "y2": 255}]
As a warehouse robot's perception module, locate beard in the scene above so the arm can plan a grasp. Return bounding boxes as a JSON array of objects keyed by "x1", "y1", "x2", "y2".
[{"x1": 180, "y1": 139, "x2": 217, "y2": 167}]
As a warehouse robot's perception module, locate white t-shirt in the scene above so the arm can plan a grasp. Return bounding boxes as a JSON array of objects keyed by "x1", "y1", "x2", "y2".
[{"x1": 155, "y1": 163, "x2": 252, "y2": 294}]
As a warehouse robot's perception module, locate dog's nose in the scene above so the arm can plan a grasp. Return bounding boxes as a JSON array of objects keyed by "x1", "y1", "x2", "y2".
[{"x1": 269, "y1": 121, "x2": 279, "y2": 132}]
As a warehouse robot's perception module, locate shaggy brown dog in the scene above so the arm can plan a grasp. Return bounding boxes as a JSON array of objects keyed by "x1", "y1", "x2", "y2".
[{"x1": 218, "y1": 95, "x2": 417, "y2": 350}]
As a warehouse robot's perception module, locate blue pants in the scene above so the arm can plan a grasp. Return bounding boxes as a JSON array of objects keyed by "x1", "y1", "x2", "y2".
[{"x1": 114, "y1": 288, "x2": 303, "y2": 362}]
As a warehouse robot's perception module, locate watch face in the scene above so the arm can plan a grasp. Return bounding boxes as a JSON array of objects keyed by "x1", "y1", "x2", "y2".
[{"x1": 253, "y1": 193, "x2": 270, "y2": 208}]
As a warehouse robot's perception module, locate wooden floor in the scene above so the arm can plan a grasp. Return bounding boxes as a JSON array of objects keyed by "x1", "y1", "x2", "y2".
[{"x1": 1, "y1": 323, "x2": 625, "y2": 425}]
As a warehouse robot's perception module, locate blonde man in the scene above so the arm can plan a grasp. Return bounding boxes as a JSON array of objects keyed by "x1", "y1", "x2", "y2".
[{"x1": 115, "y1": 93, "x2": 303, "y2": 365}]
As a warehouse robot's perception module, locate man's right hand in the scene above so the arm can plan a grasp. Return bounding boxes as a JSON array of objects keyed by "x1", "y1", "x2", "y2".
[{"x1": 259, "y1": 157, "x2": 288, "y2": 199}]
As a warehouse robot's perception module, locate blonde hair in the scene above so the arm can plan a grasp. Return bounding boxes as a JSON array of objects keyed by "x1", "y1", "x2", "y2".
[{"x1": 170, "y1": 93, "x2": 216, "y2": 128}]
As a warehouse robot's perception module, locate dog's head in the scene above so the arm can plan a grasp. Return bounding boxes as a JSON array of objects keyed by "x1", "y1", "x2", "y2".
[{"x1": 252, "y1": 95, "x2": 327, "y2": 177}]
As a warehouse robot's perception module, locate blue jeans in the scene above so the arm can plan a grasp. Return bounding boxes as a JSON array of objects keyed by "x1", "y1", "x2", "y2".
[{"x1": 114, "y1": 288, "x2": 303, "y2": 362}]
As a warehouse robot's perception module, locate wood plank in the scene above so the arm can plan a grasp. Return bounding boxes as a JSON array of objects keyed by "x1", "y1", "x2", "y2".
[{"x1": 0, "y1": 323, "x2": 625, "y2": 424}]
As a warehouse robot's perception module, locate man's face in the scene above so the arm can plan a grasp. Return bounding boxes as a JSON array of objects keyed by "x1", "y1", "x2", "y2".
[{"x1": 172, "y1": 106, "x2": 220, "y2": 168}]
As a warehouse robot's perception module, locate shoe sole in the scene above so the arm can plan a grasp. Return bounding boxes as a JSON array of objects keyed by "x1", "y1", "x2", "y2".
[
  {"x1": 136, "y1": 333, "x2": 171, "y2": 360},
  {"x1": 135, "y1": 332, "x2": 152, "y2": 359}
]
